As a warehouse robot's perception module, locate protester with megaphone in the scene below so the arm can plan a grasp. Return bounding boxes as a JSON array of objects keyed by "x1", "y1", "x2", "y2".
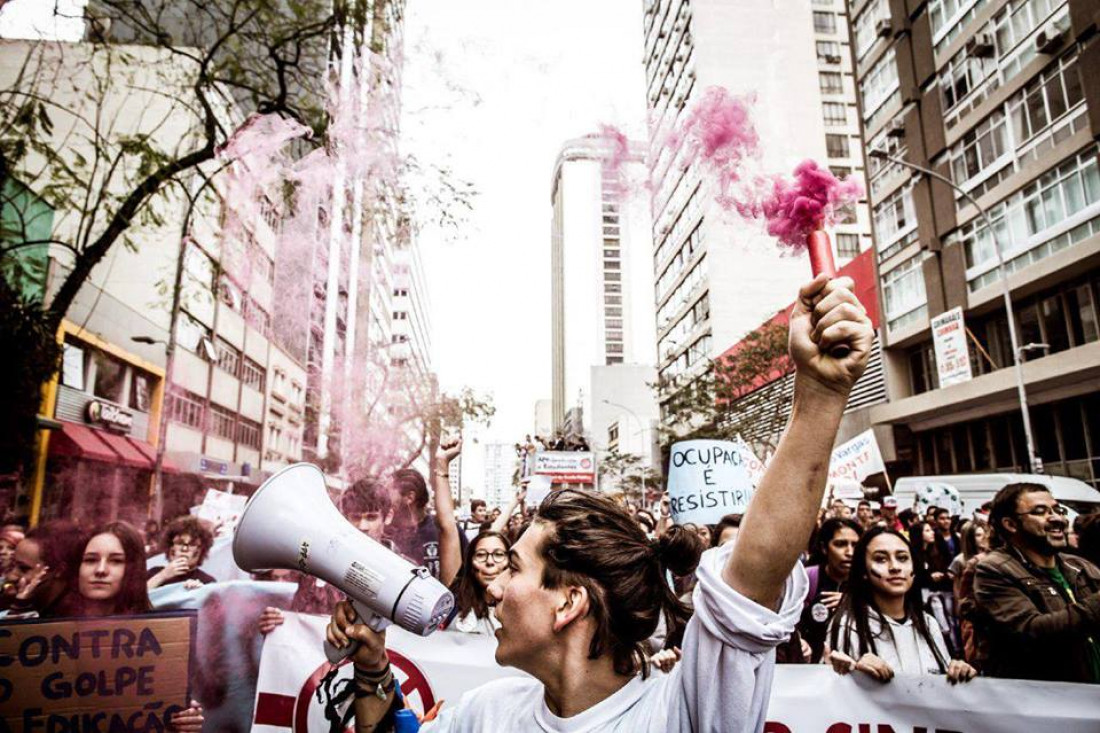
[{"x1": 328, "y1": 275, "x2": 874, "y2": 731}]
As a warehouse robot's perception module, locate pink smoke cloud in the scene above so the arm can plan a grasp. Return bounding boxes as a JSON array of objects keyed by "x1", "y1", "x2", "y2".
[
  {"x1": 734, "y1": 160, "x2": 864, "y2": 252},
  {"x1": 666, "y1": 86, "x2": 759, "y2": 201}
]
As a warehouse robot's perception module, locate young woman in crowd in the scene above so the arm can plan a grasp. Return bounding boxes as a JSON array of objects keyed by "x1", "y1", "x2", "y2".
[
  {"x1": 447, "y1": 530, "x2": 511, "y2": 635},
  {"x1": 0, "y1": 525, "x2": 23, "y2": 576},
  {"x1": 147, "y1": 515, "x2": 216, "y2": 589},
  {"x1": 950, "y1": 520, "x2": 990, "y2": 664},
  {"x1": 826, "y1": 526, "x2": 976, "y2": 683},
  {"x1": 53, "y1": 521, "x2": 205, "y2": 731}
]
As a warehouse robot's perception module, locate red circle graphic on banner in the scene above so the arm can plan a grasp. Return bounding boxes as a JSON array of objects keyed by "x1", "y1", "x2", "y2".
[{"x1": 294, "y1": 650, "x2": 436, "y2": 731}]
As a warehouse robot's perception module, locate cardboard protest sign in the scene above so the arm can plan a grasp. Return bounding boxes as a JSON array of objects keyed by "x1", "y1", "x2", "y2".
[
  {"x1": 1, "y1": 611, "x2": 196, "y2": 732},
  {"x1": 193, "y1": 487, "x2": 248, "y2": 527},
  {"x1": 667, "y1": 440, "x2": 755, "y2": 525}
]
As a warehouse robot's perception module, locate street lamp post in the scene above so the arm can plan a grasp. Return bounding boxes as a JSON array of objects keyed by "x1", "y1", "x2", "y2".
[
  {"x1": 601, "y1": 399, "x2": 649, "y2": 502},
  {"x1": 867, "y1": 149, "x2": 1041, "y2": 474}
]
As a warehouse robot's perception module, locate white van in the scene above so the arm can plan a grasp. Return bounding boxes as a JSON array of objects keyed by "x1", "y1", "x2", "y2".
[{"x1": 892, "y1": 473, "x2": 1100, "y2": 518}]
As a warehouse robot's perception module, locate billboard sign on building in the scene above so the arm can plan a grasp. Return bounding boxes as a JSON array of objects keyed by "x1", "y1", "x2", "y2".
[
  {"x1": 533, "y1": 451, "x2": 596, "y2": 484},
  {"x1": 931, "y1": 307, "x2": 973, "y2": 387}
]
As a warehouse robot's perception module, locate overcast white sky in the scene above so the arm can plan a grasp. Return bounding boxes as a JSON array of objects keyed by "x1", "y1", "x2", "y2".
[{"x1": 401, "y1": 1, "x2": 650, "y2": 451}]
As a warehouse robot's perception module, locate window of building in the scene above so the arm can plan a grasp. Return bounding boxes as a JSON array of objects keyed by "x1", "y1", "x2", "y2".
[
  {"x1": 813, "y1": 11, "x2": 837, "y2": 33},
  {"x1": 853, "y1": 0, "x2": 890, "y2": 59},
  {"x1": 603, "y1": 249, "x2": 620, "y2": 258},
  {"x1": 241, "y1": 357, "x2": 265, "y2": 392},
  {"x1": 607, "y1": 343, "x2": 624, "y2": 354},
  {"x1": 837, "y1": 233, "x2": 861, "y2": 257},
  {"x1": 209, "y1": 404, "x2": 236, "y2": 440},
  {"x1": 61, "y1": 342, "x2": 85, "y2": 390},
  {"x1": 393, "y1": 311, "x2": 408, "y2": 320},
  {"x1": 605, "y1": 295, "x2": 622, "y2": 305},
  {"x1": 605, "y1": 318, "x2": 623, "y2": 329},
  {"x1": 215, "y1": 339, "x2": 241, "y2": 378},
  {"x1": 819, "y1": 71, "x2": 843, "y2": 95},
  {"x1": 608, "y1": 423, "x2": 619, "y2": 443},
  {"x1": 130, "y1": 371, "x2": 152, "y2": 412},
  {"x1": 882, "y1": 254, "x2": 927, "y2": 331},
  {"x1": 169, "y1": 389, "x2": 204, "y2": 429},
  {"x1": 960, "y1": 149, "x2": 1100, "y2": 291},
  {"x1": 873, "y1": 181, "x2": 918, "y2": 259},
  {"x1": 606, "y1": 307, "x2": 623, "y2": 317},
  {"x1": 1008, "y1": 53, "x2": 1085, "y2": 148},
  {"x1": 605, "y1": 271, "x2": 622, "y2": 282},
  {"x1": 825, "y1": 134, "x2": 850, "y2": 159},
  {"x1": 176, "y1": 311, "x2": 211, "y2": 354},
  {"x1": 604, "y1": 260, "x2": 621, "y2": 270},
  {"x1": 816, "y1": 41, "x2": 840, "y2": 61},
  {"x1": 238, "y1": 417, "x2": 262, "y2": 450},
  {"x1": 830, "y1": 166, "x2": 853, "y2": 179},
  {"x1": 605, "y1": 283, "x2": 621, "y2": 293},
  {"x1": 860, "y1": 47, "x2": 899, "y2": 121},
  {"x1": 823, "y1": 102, "x2": 847, "y2": 126},
  {"x1": 92, "y1": 350, "x2": 126, "y2": 403},
  {"x1": 606, "y1": 356, "x2": 624, "y2": 364},
  {"x1": 949, "y1": 110, "x2": 1009, "y2": 188}
]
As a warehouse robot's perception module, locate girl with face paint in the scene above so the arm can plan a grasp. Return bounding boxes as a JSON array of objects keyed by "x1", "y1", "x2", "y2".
[{"x1": 825, "y1": 527, "x2": 977, "y2": 683}]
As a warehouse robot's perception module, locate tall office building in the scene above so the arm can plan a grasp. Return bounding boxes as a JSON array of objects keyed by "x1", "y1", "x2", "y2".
[
  {"x1": 550, "y1": 134, "x2": 657, "y2": 438},
  {"x1": 811, "y1": 0, "x2": 876, "y2": 262},
  {"x1": 853, "y1": 0, "x2": 1100, "y2": 486},
  {"x1": 482, "y1": 442, "x2": 518, "y2": 509},
  {"x1": 642, "y1": 0, "x2": 846, "y2": 415}
]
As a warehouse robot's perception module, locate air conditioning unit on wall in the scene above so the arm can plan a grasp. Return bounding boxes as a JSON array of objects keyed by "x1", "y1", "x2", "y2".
[
  {"x1": 1034, "y1": 22, "x2": 1066, "y2": 54},
  {"x1": 875, "y1": 19, "x2": 893, "y2": 38},
  {"x1": 966, "y1": 33, "x2": 995, "y2": 58}
]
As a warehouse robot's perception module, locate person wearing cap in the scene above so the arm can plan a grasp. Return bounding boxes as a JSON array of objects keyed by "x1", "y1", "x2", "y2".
[{"x1": 881, "y1": 496, "x2": 904, "y2": 533}]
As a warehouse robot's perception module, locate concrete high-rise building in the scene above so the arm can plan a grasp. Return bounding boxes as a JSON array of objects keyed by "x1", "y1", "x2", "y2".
[
  {"x1": 482, "y1": 442, "x2": 518, "y2": 510},
  {"x1": 851, "y1": 0, "x2": 1100, "y2": 487},
  {"x1": 642, "y1": 0, "x2": 844, "y2": 416},
  {"x1": 550, "y1": 134, "x2": 657, "y2": 438},
  {"x1": 811, "y1": 0, "x2": 876, "y2": 262}
]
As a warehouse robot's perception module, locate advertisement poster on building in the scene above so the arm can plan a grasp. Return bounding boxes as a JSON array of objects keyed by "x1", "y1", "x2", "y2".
[{"x1": 931, "y1": 307, "x2": 973, "y2": 387}]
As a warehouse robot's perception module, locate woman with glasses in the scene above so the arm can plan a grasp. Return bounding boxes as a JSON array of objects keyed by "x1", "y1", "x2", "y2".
[
  {"x1": 147, "y1": 516, "x2": 216, "y2": 590},
  {"x1": 447, "y1": 530, "x2": 511, "y2": 635}
]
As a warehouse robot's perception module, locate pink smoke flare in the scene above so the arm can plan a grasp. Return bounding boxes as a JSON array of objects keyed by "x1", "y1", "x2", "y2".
[{"x1": 735, "y1": 160, "x2": 864, "y2": 251}]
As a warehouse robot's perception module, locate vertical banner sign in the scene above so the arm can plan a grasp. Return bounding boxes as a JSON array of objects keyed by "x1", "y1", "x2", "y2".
[
  {"x1": 0, "y1": 612, "x2": 197, "y2": 731},
  {"x1": 931, "y1": 306, "x2": 973, "y2": 387},
  {"x1": 667, "y1": 440, "x2": 755, "y2": 525},
  {"x1": 828, "y1": 429, "x2": 886, "y2": 483}
]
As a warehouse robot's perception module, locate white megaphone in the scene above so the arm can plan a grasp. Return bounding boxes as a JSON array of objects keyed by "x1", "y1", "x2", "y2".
[{"x1": 233, "y1": 463, "x2": 455, "y2": 663}]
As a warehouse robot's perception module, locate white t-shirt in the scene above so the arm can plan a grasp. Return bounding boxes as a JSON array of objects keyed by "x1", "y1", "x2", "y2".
[
  {"x1": 829, "y1": 610, "x2": 949, "y2": 676},
  {"x1": 449, "y1": 606, "x2": 501, "y2": 636},
  {"x1": 423, "y1": 543, "x2": 807, "y2": 732}
]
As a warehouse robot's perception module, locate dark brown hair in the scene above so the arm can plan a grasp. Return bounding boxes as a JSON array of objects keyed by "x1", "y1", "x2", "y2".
[
  {"x1": 161, "y1": 515, "x2": 214, "y2": 564},
  {"x1": 534, "y1": 489, "x2": 695, "y2": 677},
  {"x1": 989, "y1": 482, "x2": 1051, "y2": 547},
  {"x1": 451, "y1": 530, "x2": 510, "y2": 621},
  {"x1": 59, "y1": 521, "x2": 152, "y2": 616},
  {"x1": 392, "y1": 469, "x2": 429, "y2": 509}
]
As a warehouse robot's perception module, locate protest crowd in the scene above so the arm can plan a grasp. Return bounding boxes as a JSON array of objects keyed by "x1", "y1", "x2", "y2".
[{"x1": 3, "y1": 276, "x2": 1100, "y2": 731}]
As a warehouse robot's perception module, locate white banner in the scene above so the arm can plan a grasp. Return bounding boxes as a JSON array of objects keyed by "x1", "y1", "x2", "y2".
[
  {"x1": 252, "y1": 618, "x2": 1100, "y2": 732},
  {"x1": 931, "y1": 306, "x2": 974, "y2": 387},
  {"x1": 764, "y1": 666, "x2": 1099, "y2": 732},
  {"x1": 828, "y1": 429, "x2": 886, "y2": 483},
  {"x1": 667, "y1": 440, "x2": 755, "y2": 525},
  {"x1": 252, "y1": 613, "x2": 524, "y2": 730},
  {"x1": 533, "y1": 451, "x2": 596, "y2": 483}
]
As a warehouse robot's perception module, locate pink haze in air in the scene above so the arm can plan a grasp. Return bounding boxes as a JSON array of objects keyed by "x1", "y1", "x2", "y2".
[
  {"x1": 666, "y1": 86, "x2": 759, "y2": 203},
  {"x1": 735, "y1": 160, "x2": 864, "y2": 251}
]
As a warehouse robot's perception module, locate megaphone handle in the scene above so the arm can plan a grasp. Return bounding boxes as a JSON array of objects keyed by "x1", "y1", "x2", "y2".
[{"x1": 323, "y1": 601, "x2": 392, "y2": 665}]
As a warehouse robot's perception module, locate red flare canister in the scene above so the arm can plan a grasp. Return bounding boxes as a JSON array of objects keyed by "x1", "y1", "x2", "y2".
[{"x1": 806, "y1": 229, "x2": 850, "y2": 358}]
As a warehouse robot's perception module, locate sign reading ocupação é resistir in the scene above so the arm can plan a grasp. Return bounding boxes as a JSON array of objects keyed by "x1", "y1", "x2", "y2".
[{"x1": 667, "y1": 440, "x2": 756, "y2": 526}]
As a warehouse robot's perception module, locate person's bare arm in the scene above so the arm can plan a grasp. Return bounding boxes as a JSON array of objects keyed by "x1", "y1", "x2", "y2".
[
  {"x1": 725, "y1": 276, "x2": 873, "y2": 609},
  {"x1": 490, "y1": 486, "x2": 526, "y2": 533},
  {"x1": 434, "y1": 439, "x2": 463, "y2": 587}
]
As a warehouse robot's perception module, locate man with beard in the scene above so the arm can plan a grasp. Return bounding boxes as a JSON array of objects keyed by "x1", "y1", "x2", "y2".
[{"x1": 974, "y1": 483, "x2": 1100, "y2": 683}]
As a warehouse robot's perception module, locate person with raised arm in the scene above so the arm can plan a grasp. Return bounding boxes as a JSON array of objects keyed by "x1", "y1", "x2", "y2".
[{"x1": 327, "y1": 275, "x2": 873, "y2": 732}]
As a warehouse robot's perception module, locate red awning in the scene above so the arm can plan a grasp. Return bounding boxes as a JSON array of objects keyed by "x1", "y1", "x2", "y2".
[
  {"x1": 49, "y1": 423, "x2": 120, "y2": 463},
  {"x1": 123, "y1": 436, "x2": 181, "y2": 474},
  {"x1": 96, "y1": 431, "x2": 153, "y2": 470}
]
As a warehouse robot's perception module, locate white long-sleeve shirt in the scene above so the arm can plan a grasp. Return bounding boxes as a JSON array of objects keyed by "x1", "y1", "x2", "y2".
[{"x1": 423, "y1": 543, "x2": 808, "y2": 732}]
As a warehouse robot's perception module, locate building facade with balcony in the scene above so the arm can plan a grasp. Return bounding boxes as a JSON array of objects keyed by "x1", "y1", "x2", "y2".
[{"x1": 851, "y1": 0, "x2": 1100, "y2": 487}]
